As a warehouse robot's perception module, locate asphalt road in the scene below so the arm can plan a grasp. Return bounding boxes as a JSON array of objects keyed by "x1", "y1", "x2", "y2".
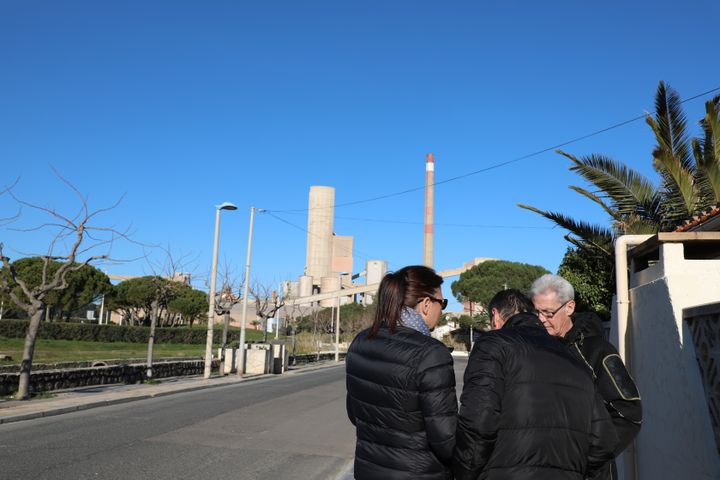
[{"x1": 0, "y1": 357, "x2": 469, "y2": 480}]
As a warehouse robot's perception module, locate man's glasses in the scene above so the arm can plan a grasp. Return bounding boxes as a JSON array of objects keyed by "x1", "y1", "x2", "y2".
[
  {"x1": 427, "y1": 296, "x2": 448, "y2": 310},
  {"x1": 537, "y1": 300, "x2": 569, "y2": 319}
]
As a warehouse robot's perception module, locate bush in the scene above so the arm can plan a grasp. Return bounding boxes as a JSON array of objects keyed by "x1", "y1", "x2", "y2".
[{"x1": 0, "y1": 320, "x2": 248, "y2": 345}]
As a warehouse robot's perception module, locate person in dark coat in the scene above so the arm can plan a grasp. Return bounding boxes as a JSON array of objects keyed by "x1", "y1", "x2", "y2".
[
  {"x1": 346, "y1": 265, "x2": 457, "y2": 480},
  {"x1": 453, "y1": 289, "x2": 617, "y2": 480},
  {"x1": 532, "y1": 274, "x2": 642, "y2": 480}
]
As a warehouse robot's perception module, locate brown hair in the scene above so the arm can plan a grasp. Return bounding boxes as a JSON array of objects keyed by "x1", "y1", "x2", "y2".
[{"x1": 368, "y1": 265, "x2": 443, "y2": 338}]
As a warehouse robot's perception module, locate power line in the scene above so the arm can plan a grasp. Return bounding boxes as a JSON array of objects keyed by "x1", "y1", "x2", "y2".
[
  {"x1": 263, "y1": 211, "x2": 376, "y2": 262},
  {"x1": 268, "y1": 85, "x2": 720, "y2": 214},
  {"x1": 276, "y1": 211, "x2": 554, "y2": 229}
]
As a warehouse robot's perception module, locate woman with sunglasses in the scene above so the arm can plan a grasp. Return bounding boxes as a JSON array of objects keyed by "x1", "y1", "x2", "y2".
[{"x1": 346, "y1": 265, "x2": 457, "y2": 480}]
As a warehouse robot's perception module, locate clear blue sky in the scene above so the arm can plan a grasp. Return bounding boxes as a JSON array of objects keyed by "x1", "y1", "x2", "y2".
[{"x1": 2, "y1": 1, "x2": 719, "y2": 309}]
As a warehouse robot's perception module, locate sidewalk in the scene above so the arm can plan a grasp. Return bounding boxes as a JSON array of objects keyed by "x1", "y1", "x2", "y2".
[{"x1": 0, "y1": 360, "x2": 344, "y2": 425}]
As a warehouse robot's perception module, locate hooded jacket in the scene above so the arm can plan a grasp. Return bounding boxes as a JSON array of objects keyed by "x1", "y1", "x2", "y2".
[
  {"x1": 563, "y1": 312, "x2": 642, "y2": 479},
  {"x1": 453, "y1": 312, "x2": 618, "y2": 480},
  {"x1": 346, "y1": 326, "x2": 457, "y2": 480}
]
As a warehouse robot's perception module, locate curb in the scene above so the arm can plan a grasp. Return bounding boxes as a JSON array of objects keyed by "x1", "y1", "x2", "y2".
[
  {"x1": 334, "y1": 459, "x2": 354, "y2": 480},
  {"x1": 0, "y1": 361, "x2": 345, "y2": 425}
]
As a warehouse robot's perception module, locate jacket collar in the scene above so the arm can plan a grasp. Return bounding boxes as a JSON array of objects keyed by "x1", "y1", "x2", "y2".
[
  {"x1": 563, "y1": 312, "x2": 604, "y2": 344},
  {"x1": 502, "y1": 312, "x2": 545, "y2": 330}
]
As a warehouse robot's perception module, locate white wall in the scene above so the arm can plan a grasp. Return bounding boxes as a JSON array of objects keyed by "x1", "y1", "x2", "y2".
[{"x1": 617, "y1": 242, "x2": 720, "y2": 479}]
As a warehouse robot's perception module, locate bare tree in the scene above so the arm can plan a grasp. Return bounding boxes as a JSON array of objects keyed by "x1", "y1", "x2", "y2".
[
  {"x1": 249, "y1": 282, "x2": 284, "y2": 343},
  {"x1": 142, "y1": 246, "x2": 198, "y2": 378},
  {"x1": 0, "y1": 176, "x2": 133, "y2": 399},
  {"x1": 213, "y1": 260, "x2": 242, "y2": 375},
  {"x1": 286, "y1": 303, "x2": 309, "y2": 364}
]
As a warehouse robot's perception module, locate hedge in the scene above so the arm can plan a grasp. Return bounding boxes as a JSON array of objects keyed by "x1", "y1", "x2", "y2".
[{"x1": 0, "y1": 320, "x2": 247, "y2": 345}]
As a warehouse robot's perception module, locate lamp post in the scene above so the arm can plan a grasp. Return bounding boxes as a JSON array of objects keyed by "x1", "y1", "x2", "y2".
[
  {"x1": 334, "y1": 272, "x2": 348, "y2": 362},
  {"x1": 203, "y1": 201, "x2": 237, "y2": 379},
  {"x1": 238, "y1": 206, "x2": 264, "y2": 377}
]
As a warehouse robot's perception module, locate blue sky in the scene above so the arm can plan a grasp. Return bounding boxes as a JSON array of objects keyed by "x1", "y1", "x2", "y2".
[{"x1": 2, "y1": 1, "x2": 719, "y2": 309}]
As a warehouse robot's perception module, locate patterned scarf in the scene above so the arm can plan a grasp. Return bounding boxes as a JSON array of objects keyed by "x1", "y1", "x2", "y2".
[{"x1": 399, "y1": 306, "x2": 431, "y2": 336}]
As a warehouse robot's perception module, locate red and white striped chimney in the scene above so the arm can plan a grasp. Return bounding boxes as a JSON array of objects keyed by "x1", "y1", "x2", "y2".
[{"x1": 424, "y1": 153, "x2": 434, "y2": 268}]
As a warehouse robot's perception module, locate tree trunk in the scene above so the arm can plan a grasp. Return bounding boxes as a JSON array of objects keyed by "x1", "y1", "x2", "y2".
[
  {"x1": 291, "y1": 325, "x2": 297, "y2": 366},
  {"x1": 17, "y1": 307, "x2": 44, "y2": 400},
  {"x1": 263, "y1": 316, "x2": 268, "y2": 343},
  {"x1": 146, "y1": 300, "x2": 158, "y2": 379},
  {"x1": 313, "y1": 320, "x2": 320, "y2": 361},
  {"x1": 219, "y1": 313, "x2": 230, "y2": 375}
]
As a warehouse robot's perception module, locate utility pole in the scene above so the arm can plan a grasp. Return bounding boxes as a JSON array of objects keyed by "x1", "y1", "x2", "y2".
[
  {"x1": 238, "y1": 207, "x2": 263, "y2": 377},
  {"x1": 99, "y1": 294, "x2": 105, "y2": 326},
  {"x1": 334, "y1": 295, "x2": 341, "y2": 362},
  {"x1": 274, "y1": 293, "x2": 280, "y2": 340},
  {"x1": 469, "y1": 298, "x2": 474, "y2": 352}
]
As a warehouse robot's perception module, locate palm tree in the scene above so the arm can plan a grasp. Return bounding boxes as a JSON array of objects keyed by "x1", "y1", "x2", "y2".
[{"x1": 519, "y1": 81, "x2": 720, "y2": 260}]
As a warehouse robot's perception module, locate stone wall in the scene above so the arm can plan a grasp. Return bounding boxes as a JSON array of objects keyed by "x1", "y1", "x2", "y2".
[
  {"x1": 0, "y1": 359, "x2": 216, "y2": 396},
  {"x1": 289, "y1": 352, "x2": 346, "y2": 365},
  {"x1": 0, "y1": 357, "x2": 203, "y2": 374}
]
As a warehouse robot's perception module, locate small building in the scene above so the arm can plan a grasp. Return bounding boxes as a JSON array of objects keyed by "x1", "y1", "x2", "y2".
[{"x1": 612, "y1": 230, "x2": 720, "y2": 479}]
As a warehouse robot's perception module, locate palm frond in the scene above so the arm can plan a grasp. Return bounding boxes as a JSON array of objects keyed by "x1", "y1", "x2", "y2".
[
  {"x1": 648, "y1": 81, "x2": 693, "y2": 171},
  {"x1": 558, "y1": 150, "x2": 662, "y2": 221},
  {"x1": 622, "y1": 215, "x2": 661, "y2": 235},
  {"x1": 695, "y1": 97, "x2": 720, "y2": 204},
  {"x1": 568, "y1": 185, "x2": 623, "y2": 222},
  {"x1": 563, "y1": 234, "x2": 613, "y2": 260},
  {"x1": 652, "y1": 148, "x2": 701, "y2": 218},
  {"x1": 646, "y1": 82, "x2": 701, "y2": 219},
  {"x1": 517, "y1": 203, "x2": 613, "y2": 256}
]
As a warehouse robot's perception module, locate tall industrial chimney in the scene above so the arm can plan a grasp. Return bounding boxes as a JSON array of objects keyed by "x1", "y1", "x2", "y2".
[
  {"x1": 424, "y1": 153, "x2": 434, "y2": 268},
  {"x1": 306, "y1": 186, "x2": 335, "y2": 286}
]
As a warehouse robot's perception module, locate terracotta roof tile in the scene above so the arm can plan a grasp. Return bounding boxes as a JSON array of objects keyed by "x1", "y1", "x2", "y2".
[{"x1": 674, "y1": 204, "x2": 720, "y2": 232}]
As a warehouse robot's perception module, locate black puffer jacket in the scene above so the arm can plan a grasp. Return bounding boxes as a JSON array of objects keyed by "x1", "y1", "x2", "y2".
[
  {"x1": 564, "y1": 313, "x2": 642, "y2": 480},
  {"x1": 346, "y1": 326, "x2": 457, "y2": 480},
  {"x1": 453, "y1": 313, "x2": 618, "y2": 480}
]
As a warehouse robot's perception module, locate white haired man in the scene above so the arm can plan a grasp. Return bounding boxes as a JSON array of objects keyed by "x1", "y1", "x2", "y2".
[{"x1": 531, "y1": 274, "x2": 642, "y2": 480}]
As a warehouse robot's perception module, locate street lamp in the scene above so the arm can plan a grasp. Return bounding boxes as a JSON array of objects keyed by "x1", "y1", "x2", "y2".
[
  {"x1": 238, "y1": 206, "x2": 264, "y2": 377},
  {"x1": 203, "y1": 201, "x2": 237, "y2": 379},
  {"x1": 334, "y1": 272, "x2": 349, "y2": 362}
]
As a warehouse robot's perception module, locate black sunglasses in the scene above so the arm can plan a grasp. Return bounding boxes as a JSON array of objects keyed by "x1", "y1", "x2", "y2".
[{"x1": 427, "y1": 296, "x2": 448, "y2": 310}]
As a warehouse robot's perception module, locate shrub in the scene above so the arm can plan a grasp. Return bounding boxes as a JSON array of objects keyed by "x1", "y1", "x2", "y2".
[{"x1": 0, "y1": 320, "x2": 249, "y2": 345}]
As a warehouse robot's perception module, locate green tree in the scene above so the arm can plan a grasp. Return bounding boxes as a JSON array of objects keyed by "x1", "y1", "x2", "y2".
[
  {"x1": 456, "y1": 314, "x2": 490, "y2": 332},
  {"x1": 47, "y1": 264, "x2": 112, "y2": 320},
  {"x1": 107, "y1": 276, "x2": 157, "y2": 326},
  {"x1": 451, "y1": 260, "x2": 550, "y2": 309},
  {"x1": 557, "y1": 247, "x2": 613, "y2": 320},
  {"x1": 167, "y1": 286, "x2": 207, "y2": 327},
  {"x1": 107, "y1": 276, "x2": 183, "y2": 326},
  {"x1": 0, "y1": 258, "x2": 111, "y2": 321},
  {"x1": 339, "y1": 302, "x2": 373, "y2": 336}
]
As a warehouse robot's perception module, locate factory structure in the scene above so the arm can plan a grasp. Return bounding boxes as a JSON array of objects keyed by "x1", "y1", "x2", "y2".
[
  {"x1": 285, "y1": 154, "x2": 438, "y2": 307},
  {"x1": 284, "y1": 185, "x2": 388, "y2": 307}
]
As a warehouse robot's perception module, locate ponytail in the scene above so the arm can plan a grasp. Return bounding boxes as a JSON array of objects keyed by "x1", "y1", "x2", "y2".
[
  {"x1": 367, "y1": 265, "x2": 443, "y2": 339},
  {"x1": 368, "y1": 271, "x2": 406, "y2": 337}
]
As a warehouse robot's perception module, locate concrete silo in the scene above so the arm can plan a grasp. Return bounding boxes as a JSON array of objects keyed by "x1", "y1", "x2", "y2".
[
  {"x1": 306, "y1": 186, "x2": 335, "y2": 286},
  {"x1": 363, "y1": 260, "x2": 388, "y2": 305},
  {"x1": 319, "y1": 276, "x2": 342, "y2": 307},
  {"x1": 299, "y1": 275, "x2": 314, "y2": 298}
]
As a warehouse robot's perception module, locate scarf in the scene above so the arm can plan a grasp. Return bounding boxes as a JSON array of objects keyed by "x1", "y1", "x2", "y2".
[{"x1": 399, "y1": 306, "x2": 431, "y2": 336}]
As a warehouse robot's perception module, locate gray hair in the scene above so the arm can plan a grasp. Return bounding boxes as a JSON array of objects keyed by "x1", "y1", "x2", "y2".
[{"x1": 531, "y1": 274, "x2": 574, "y2": 303}]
